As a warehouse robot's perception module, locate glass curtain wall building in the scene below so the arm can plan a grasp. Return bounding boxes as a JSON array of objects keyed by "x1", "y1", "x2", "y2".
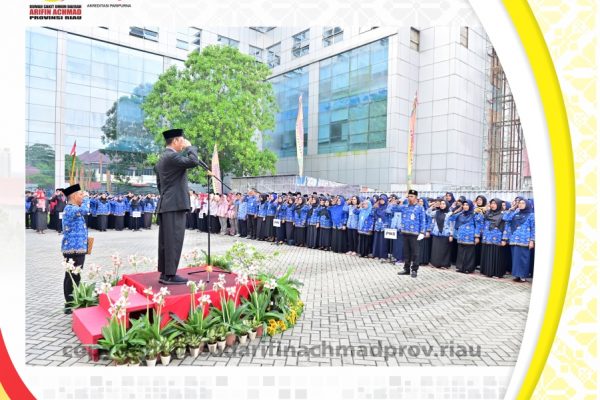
[{"x1": 26, "y1": 26, "x2": 491, "y2": 191}]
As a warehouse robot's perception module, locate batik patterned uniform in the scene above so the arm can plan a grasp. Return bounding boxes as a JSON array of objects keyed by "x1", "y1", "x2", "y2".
[{"x1": 61, "y1": 197, "x2": 90, "y2": 254}]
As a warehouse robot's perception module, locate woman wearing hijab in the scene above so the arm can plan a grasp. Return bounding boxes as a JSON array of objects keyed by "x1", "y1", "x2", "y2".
[
  {"x1": 427, "y1": 199, "x2": 454, "y2": 268},
  {"x1": 417, "y1": 197, "x2": 432, "y2": 265},
  {"x1": 473, "y1": 195, "x2": 488, "y2": 268},
  {"x1": 284, "y1": 196, "x2": 296, "y2": 245},
  {"x1": 448, "y1": 200, "x2": 482, "y2": 273},
  {"x1": 502, "y1": 198, "x2": 535, "y2": 282},
  {"x1": 330, "y1": 195, "x2": 348, "y2": 253},
  {"x1": 293, "y1": 196, "x2": 310, "y2": 246},
  {"x1": 33, "y1": 188, "x2": 49, "y2": 234},
  {"x1": 96, "y1": 193, "x2": 110, "y2": 232},
  {"x1": 357, "y1": 199, "x2": 375, "y2": 257},
  {"x1": 480, "y1": 198, "x2": 509, "y2": 278},
  {"x1": 345, "y1": 196, "x2": 360, "y2": 255},
  {"x1": 275, "y1": 194, "x2": 287, "y2": 244},
  {"x1": 317, "y1": 198, "x2": 333, "y2": 250},
  {"x1": 226, "y1": 193, "x2": 237, "y2": 236},
  {"x1": 372, "y1": 194, "x2": 390, "y2": 259},
  {"x1": 306, "y1": 196, "x2": 321, "y2": 249}
]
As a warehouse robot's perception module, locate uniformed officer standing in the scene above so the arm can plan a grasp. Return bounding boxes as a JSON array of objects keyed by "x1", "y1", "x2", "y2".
[{"x1": 154, "y1": 129, "x2": 202, "y2": 285}]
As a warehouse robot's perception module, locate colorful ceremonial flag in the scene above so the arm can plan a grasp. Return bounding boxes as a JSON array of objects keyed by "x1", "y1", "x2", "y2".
[
  {"x1": 69, "y1": 141, "x2": 77, "y2": 185},
  {"x1": 407, "y1": 92, "x2": 418, "y2": 188},
  {"x1": 211, "y1": 143, "x2": 222, "y2": 194},
  {"x1": 295, "y1": 94, "x2": 304, "y2": 177}
]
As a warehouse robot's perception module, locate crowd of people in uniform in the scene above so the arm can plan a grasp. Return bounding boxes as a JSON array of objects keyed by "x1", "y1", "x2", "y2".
[
  {"x1": 184, "y1": 188, "x2": 535, "y2": 281},
  {"x1": 26, "y1": 190, "x2": 159, "y2": 233},
  {"x1": 27, "y1": 187, "x2": 535, "y2": 281}
]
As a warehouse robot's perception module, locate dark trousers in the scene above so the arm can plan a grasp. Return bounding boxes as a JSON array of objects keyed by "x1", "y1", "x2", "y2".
[
  {"x1": 63, "y1": 253, "x2": 85, "y2": 304},
  {"x1": 403, "y1": 234, "x2": 419, "y2": 272},
  {"x1": 158, "y1": 211, "x2": 187, "y2": 277},
  {"x1": 247, "y1": 215, "x2": 257, "y2": 239},
  {"x1": 238, "y1": 219, "x2": 248, "y2": 237}
]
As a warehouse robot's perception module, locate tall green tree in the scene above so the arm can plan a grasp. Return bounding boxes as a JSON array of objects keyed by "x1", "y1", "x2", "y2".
[
  {"x1": 142, "y1": 45, "x2": 278, "y2": 183},
  {"x1": 26, "y1": 143, "x2": 55, "y2": 189}
]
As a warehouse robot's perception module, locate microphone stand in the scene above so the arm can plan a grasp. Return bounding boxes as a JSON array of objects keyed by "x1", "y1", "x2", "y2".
[{"x1": 188, "y1": 164, "x2": 232, "y2": 277}]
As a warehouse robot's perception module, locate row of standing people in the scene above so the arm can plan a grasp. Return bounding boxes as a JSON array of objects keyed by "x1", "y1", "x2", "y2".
[
  {"x1": 26, "y1": 190, "x2": 160, "y2": 233},
  {"x1": 186, "y1": 189, "x2": 535, "y2": 281}
]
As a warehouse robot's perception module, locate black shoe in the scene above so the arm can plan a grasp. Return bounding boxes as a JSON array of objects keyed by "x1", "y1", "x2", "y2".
[
  {"x1": 397, "y1": 270, "x2": 411, "y2": 275},
  {"x1": 411, "y1": 270, "x2": 418, "y2": 278},
  {"x1": 159, "y1": 274, "x2": 166, "y2": 281},
  {"x1": 159, "y1": 275, "x2": 188, "y2": 285}
]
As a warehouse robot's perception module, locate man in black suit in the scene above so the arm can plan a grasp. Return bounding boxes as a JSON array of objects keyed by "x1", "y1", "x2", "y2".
[{"x1": 155, "y1": 128, "x2": 201, "y2": 285}]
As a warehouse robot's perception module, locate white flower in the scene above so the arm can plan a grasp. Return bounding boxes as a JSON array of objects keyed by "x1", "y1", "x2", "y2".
[
  {"x1": 235, "y1": 273, "x2": 249, "y2": 286},
  {"x1": 263, "y1": 278, "x2": 277, "y2": 290},
  {"x1": 96, "y1": 282, "x2": 112, "y2": 295},
  {"x1": 197, "y1": 281, "x2": 206, "y2": 292},
  {"x1": 198, "y1": 294, "x2": 212, "y2": 305},
  {"x1": 212, "y1": 282, "x2": 224, "y2": 292},
  {"x1": 226, "y1": 286, "x2": 237, "y2": 297},
  {"x1": 117, "y1": 308, "x2": 127, "y2": 319},
  {"x1": 62, "y1": 258, "x2": 75, "y2": 272},
  {"x1": 143, "y1": 287, "x2": 153, "y2": 296},
  {"x1": 120, "y1": 285, "x2": 136, "y2": 298},
  {"x1": 72, "y1": 266, "x2": 82, "y2": 275},
  {"x1": 218, "y1": 273, "x2": 226, "y2": 283},
  {"x1": 159, "y1": 287, "x2": 170, "y2": 297}
]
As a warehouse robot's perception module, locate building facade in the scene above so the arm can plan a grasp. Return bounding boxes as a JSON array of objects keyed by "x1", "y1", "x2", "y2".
[{"x1": 26, "y1": 26, "x2": 494, "y2": 192}]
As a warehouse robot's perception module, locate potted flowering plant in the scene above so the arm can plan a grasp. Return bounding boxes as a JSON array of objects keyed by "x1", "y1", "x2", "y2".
[
  {"x1": 185, "y1": 333, "x2": 203, "y2": 358},
  {"x1": 203, "y1": 327, "x2": 218, "y2": 354},
  {"x1": 174, "y1": 336, "x2": 187, "y2": 359},
  {"x1": 215, "y1": 324, "x2": 228, "y2": 351},
  {"x1": 63, "y1": 259, "x2": 101, "y2": 311},
  {"x1": 159, "y1": 336, "x2": 174, "y2": 366},
  {"x1": 235, "y1": 320, "x2": 252, "y2": 345},
  {"x1": 126, "y1": 345, "x2": 144, "y2": 366},
  {"x1": 144, "y1": 339, "x2": 160, "y2": 367}
]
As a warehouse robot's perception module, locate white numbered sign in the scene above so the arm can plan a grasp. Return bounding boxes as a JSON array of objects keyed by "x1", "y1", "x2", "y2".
[
  {"x1": 273, "y1": 219, "x2": 281, "y2": 227},
  {"x1": 199, "y1": 213, "x2": 204, "y2": 219},
  {"x1": 58, "y1": 212, "x2": 64, "y2": 219},
  {"x1": 384, "y1": 228, "x2": 397, "y2": 240},
  {"x1": 132, "y1": 211, "x2": 142, "y2": 218}
]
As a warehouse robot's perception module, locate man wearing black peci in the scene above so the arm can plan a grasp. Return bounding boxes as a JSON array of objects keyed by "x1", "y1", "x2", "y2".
[{"x1": 155, "y1": 128, "x2": 205, "y2": 285}]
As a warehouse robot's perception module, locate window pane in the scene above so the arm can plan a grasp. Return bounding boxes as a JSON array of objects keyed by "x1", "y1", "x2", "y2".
[{"x1": 29, "y1": 88, "x2": 55, "y2": 107}]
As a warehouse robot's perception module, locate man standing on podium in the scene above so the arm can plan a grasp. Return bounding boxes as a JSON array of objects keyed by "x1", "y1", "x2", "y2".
[{"x1": 155, "y1": 128, "x2": 205, "y2": 285}]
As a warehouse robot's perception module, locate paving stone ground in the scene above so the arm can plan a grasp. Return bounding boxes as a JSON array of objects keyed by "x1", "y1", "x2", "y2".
[{"x1": 25, "y1": 227, "x2": 531, "y2": 367}]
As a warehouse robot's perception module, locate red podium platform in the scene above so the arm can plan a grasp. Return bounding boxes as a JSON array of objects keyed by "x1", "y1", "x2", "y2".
[{"x1": 72, "y1": 266, "x2": 252, "y2": 361}]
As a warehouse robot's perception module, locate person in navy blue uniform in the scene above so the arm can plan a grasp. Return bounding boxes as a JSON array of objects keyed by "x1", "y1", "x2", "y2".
[
  {"x1": 306, "y1": 196, "x2": 321, "y2": 249},
  {"x1": 59, "y1": 184, "x2": 89, "y2": 314},
  {"x1": 480, "y1": 198, "x2": 509, "y2": 278},
  {"x1": 95, "y1": 193, "x2": 111, "y2": 232},
  {"x1": 417, "y1": 197, "x2": 432, "y2": 266},
  {"x1": 293, "y1": 195, "x2": 310, "y2": 247},
  {"x1": 426, "y1": 199, "x2": 454, "y2": 268},
  {"x1": 448, "y1": 199, "x2": 483, "y2": 273},
  {"x1": 357, "y1": 198, "x2": 374, "y2": 257},
  {"x1": 143, "y1": 193, "x2": 156, "y2": 229},
  {"x1": 502, "y1": 197, "x2": 535, "y2": 282},
  {"x1": 330, "y1": 195, "x2": 348, "y2": 253},
  {"x1": 344, "y1": 196, "x2": 360, "y2": 255},
  {"x1": 393, "y1": 189, "x2": 427, "y2": 278},
  {"x1": 246, "y1": 189, "x2": 259, "y2": 240},
  {"x1": 284, "y1": 195, "x2": 296, "y2": 245},
  {"x1": 372, "y1": 194, "x2": 390, "y2": 260},
  {"x1": 256, "y1": 193, "x2": 268, "y2": 241},
  {"x1": 265, "y1": 193, "x2": 278, "y2": 241},
  {"x1": 154, "y1": 128, "x2": 201, "y2": 285},
  {"x1": 317, "y1": 198, "x2": 333, "y2": 250}
]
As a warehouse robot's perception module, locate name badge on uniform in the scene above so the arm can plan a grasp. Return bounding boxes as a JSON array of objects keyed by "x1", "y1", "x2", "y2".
[
  {"x1": 384, "y1": 229, "x2": 397, "y2": 239},
  {"x1": 132, "y1": 211, "x2": 141, "y2": 218},
  {"x1": 199, "y1": 213, "x2": 204, "y2": 219},
  {"x1": 273, "y1": 219, "x2": 281, "y2": 227},
  {"x1": 410, "y1": 213, "x2": 415, "y2": 220},
  {"x1": 58, "y1": 212, "x2": 64, "y2": 219}
]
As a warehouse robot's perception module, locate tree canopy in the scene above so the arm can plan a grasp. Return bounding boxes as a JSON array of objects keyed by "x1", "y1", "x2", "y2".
[{"x1": 142, "y1": 45, "x2": 278, "y2": 183}]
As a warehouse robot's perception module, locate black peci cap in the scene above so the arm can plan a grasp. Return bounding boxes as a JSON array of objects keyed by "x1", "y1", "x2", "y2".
[
  {"x1": 61, "y1": 184, "x2": 81, "y2": 197},
  {"x1": 162, "y1": 128, "x2": 184, "y2": 140},
  {"x1": 408, "y1": 189, "x2": 418, "y2": 196}
]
